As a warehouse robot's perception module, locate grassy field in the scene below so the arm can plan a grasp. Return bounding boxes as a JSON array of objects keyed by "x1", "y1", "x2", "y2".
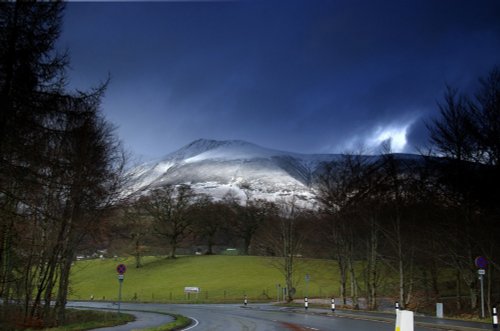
[{"x1": 69, "y1": 255, "x2": 341, "y2": 302}]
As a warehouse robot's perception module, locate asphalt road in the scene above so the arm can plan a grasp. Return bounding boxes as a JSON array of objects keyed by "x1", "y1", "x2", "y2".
[{"x1": 68, "y1": 301, "x2": 491, "y2": 331}]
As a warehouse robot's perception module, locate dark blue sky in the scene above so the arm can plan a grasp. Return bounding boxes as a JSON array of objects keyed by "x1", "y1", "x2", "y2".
[{"x1": 59, "y1": 0, "x2": 500, "y2": 160}]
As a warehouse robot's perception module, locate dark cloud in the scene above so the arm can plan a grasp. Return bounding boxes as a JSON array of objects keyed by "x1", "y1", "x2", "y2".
[{"x1": 59, "y1": 0, "x2": 500, "y2": 159}]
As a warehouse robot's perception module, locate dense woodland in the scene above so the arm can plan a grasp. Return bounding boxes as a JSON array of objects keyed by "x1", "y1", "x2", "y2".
[{"x1": 0, "y1": 1, "x2": 499, "y2": 329}]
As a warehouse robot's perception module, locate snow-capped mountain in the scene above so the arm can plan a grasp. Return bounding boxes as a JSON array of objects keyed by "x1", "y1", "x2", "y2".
[
  {"x1": 125, "y1": 139, "x2": 340, "y2": 207},
  {"x1": 123, "y1": 139, "x2": 421, "y2": 208}
]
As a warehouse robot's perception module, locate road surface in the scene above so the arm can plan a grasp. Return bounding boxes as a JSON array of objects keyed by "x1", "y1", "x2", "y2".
[{"x1": 68, "y1": 301, "x2": 491, "y2": 331}]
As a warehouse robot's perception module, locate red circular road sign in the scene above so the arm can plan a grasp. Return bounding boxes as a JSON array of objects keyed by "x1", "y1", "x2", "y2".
[
  {"x1": 475, "y1": 256, "x2": 488, "y2": 269},
  {"x1": 116, "y1": 264, "x2": 127, "y2": 275}
]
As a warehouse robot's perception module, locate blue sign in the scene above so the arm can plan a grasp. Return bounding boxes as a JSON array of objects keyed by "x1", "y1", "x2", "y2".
[
  {"x1": 116, "y1": 263, "x2": 127, "y2": 274},
  {"x1": 475, "y1": 256, "x2": 488, "y2": 269}
]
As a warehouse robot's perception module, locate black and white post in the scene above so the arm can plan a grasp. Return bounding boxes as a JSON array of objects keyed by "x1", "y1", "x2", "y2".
[
  {"x1": 395, "y1": 301, "x2": 400, "y2": 313},
  {"x1": 244, "y1": 295, "x2": 248, "y2": 306},
  {"x1": 304, "y1": 297, "x2": 308, "y2": 310},
  {"x1": 493, "y1": 306, "x2": 498, "y2": 329},
  {"x1": 331, "y1": 298, "x2": 336, "y2": 312}
]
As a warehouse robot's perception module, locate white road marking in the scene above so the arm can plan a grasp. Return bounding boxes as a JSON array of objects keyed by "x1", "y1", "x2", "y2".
[{"x1": 181, "y1": 316, "x2": 199, "y2": 330}]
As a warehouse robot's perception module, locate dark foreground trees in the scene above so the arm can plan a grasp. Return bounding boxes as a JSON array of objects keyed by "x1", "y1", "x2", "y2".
[
  {"x1": 315, "y1": 170, "x2": 385, "y2": 311},
  {"x1": 312, "y1": 66, "x2": 500, "y2": 314},
  {"x1": 0, "y1": 1, "x2": 124, "y2": 327},
  {"x1": 426, "y1": 67, "x2": 500, "y2": 312}
]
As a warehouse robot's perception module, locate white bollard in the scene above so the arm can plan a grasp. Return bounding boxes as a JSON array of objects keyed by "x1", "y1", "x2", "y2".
[
  {"x1": 436, "y1": 302, "x2": 443, "y2": 318},
  {"x1": 304, "y1": 297, "x2": 308, "y2": 310},
  {"x1": 395, "y1": 301, "x2": 400, "y2": 313},
  {"x1": 331, "y1": 298, "x2": 336, "y2": 312},
  {"x1": 244, "y1": 295, "x2": 248, "y2": 306},
  {"x1": 395, "y1": 310, "x2": 414, "y2": 331}
]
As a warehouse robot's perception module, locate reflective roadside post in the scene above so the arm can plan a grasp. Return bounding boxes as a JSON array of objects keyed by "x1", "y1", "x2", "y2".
[{"x1": 492, "y1": 306, "x2": 498, "y2": 329}]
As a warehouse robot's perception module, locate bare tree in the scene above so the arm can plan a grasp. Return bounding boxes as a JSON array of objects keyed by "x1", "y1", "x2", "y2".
[
  {"x1": 112, "y1": 201, "x2": 153, "y2": 268},
  {"x1": 192, "y1": 195, "x2": 233, "y2": 255},
  {"x1": 377, "y1": 150, "x2": 418, "y2": 309},
  {"x1": 316, "y1": 152, "x2": 377, "y2": 308},
  {"x1": 427, "y1": 86, "x2": 475, "y2": 162},
  {"x1": 144, "y1": 185, "x2": 196, "y2": 258},
  {"x1": 426, "y1": 71, "x2": 500, "y2": 311},
  {"x1": 468, "y1": 67, "x2": 500, "y2": 167},
  {"x1": 254, "y1": 196, "x2": 309, "y2": 302},
  {"x1": 52, "y1": 95, "x2": 125, "y2": 323},
  {"x1": 224, "y1": 185, "x2": 270, "y2": 255}
]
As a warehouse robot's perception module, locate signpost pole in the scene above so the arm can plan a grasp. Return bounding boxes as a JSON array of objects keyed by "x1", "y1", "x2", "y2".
[
  {"x1": 116, "y1": 264, "x2": 127, "y2": 315},
  {"x1": 118, "y1": 275, "x2": 123, "y2": 314},
  {"x1": 475, "y1": 257, "x2": 488, "y2": 319},
  {"x1": 479, "y1": 269, "x2": 485, "y2": 319}
]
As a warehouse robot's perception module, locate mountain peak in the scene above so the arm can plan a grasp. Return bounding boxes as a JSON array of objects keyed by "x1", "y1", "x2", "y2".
[
  {"x1": 186, "y1": 138, "x2": 256, "y2": 151},
  {"x1": 165, "y1": 138, "x2": 284, "y2": 162}
]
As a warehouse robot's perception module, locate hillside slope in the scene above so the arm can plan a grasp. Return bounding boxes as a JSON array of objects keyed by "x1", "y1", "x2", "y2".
[{"x1": 69, "y1": 255, "x2": 339, "y2": 302}]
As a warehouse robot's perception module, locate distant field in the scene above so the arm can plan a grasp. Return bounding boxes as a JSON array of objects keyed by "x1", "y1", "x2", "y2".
[{"x1": 69, "y1": 255, "x2": 342, "y2": 302}]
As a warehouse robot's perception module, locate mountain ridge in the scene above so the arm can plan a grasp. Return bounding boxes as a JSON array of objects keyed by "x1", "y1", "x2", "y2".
[{"x1": 124, "y1": 138, "x2": 423, "y2": 207}]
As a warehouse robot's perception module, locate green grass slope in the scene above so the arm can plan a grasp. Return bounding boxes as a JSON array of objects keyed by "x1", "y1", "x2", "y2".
[{"x1": 69, "y1": 255, "x2": 340, "y2": 302}]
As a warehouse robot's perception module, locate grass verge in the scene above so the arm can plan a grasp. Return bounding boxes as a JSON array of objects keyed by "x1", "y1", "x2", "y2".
[
  {"x1": 25, "y1": 309, "x2": 134, "y2": 331},
  {"x1": 136, "y1": 314, "x2": 191, "y2": 331}
]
